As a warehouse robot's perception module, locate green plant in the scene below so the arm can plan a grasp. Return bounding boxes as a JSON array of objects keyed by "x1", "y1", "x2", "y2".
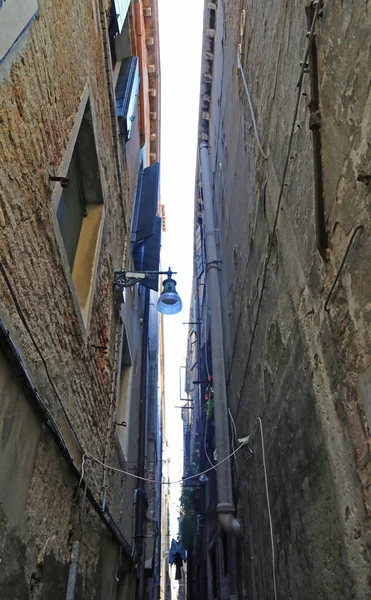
[
  {"x1": 203, "y1": 398, "x2": 214, "y2": 419},
  {"x1": 179, "y1": 435, "x2": 200, "y2": 550}
]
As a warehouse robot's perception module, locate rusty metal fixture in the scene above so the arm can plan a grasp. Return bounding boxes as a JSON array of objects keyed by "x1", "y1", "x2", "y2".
[
  {"x1": 306, "y1": 1, "x2": 328, "y2": 256},
  {"x1": 49, "y1": 175, "x2": 69, "y2": 188}
]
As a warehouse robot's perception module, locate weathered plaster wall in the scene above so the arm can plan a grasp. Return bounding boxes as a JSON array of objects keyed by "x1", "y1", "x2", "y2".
[
  {"x1": 203, "y1": 0, "x2": 371, "y2": 597},
  {"x1": 0, "y1": 346, "x2": 121, "y2": 599}
]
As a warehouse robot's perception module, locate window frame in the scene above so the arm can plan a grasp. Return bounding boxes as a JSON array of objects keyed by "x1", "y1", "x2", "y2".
[{"x1": 51, "y1": 87, "x2": 106, "y2": 338}]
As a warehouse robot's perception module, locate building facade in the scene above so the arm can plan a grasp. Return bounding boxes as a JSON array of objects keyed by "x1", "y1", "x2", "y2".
[
  {"x1": 183, "y1": 1, "x2": 371, "y2": 599},
  {"x1": 0, "y1": 0, "x2": 164, "y2": 598}
]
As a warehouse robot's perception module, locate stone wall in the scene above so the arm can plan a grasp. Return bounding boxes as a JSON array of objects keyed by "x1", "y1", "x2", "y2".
[
  {"x1": 197, "y1": 0, "x2": 371, "y2": 597},
  {"x1": 0, "y1": 0, "x2": 144, "y2": 596}
]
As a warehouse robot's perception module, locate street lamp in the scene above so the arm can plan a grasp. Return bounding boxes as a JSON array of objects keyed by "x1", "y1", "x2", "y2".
[
  {"x1": 113, "y1": 267, "x2": 182, "y2": 315},
  {"x1": 157, "y1": 269, "x2": 183, "y2": 315}
]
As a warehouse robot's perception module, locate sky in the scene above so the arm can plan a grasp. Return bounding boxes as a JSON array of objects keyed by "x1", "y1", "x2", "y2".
[{"x1": 157, "y1": 0, "x2": 204, "y2": 538}]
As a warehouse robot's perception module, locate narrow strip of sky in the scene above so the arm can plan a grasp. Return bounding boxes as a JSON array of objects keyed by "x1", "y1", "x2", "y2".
[{"x1": 158, "y1": 0, "x2": 203, "y2": 538}]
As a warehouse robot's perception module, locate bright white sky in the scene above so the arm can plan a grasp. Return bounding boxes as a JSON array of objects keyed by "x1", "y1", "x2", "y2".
[{"x1": 158, "y1": 0, "x2": 203, "y2": 538}]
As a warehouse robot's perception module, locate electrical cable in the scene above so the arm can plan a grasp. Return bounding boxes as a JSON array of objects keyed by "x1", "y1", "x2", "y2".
[
  {"x1": 202, "y1": 220, "x2": 211, "y2": 382},
  {"x1": 81, "y1": 441, "x2": 246, "y2": 487},
  {"x1": 0, "y1": 261, "x2": 84, "y2": 453},
  {"x1": 324, "y1": 225, "x2": 363, "y2": 312},
  {"x1": 237, "y1": 52, "x2": 269, "y2": 160},
  {"x1": 228, "y1": 407, "x2": 239, "y2": 475},
  {"x1": 256, "y1": 417, "x2": 277, "y2": 600},
  {"x1": 235, "y1": 4, "x2": 321, "y2": 420},
  {"x1": 203, "y1": 402, "x2": 216, "y2": 471}
]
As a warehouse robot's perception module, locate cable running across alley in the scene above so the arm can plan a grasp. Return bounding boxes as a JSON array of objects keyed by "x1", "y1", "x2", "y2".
[{"x1": 79, "y1": 441, "x2": 247, "y2": 488}]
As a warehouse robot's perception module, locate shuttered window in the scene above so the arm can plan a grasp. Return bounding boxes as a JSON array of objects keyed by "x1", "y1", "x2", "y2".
[
  {"x1": 131, "y1": 163, "x2": 160, "y2": 242},
  {"x1": 115, "y1": 57, "x2": 140, "y2": 142},
  {"x1": 133, "y1": 216, "x2": 162, "y2": 291},
  {"x1": 131, "y1": 162, "x2": 161, "y2": 291},
  {"x1": 115, "y1": 0, "x2": 131, "y2": 32}
]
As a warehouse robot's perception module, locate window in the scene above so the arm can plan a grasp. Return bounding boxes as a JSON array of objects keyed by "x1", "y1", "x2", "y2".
[
  {"x1": 56, "y1": 101, "x2": 104, "y2": 325},
  {"x1": 0, "y1": 0, "x2": 38, "y2": 64},
  {"x1": 108, "y1": 2, "x2": 132, "y2": 67},
  {"x1": 131, "y1": 163, "x2": 161, "y2": 291},
  {"x1": 109, "y1": 0, "x2": 131, "y2": 34},
  {"x1": 115, "y1": 56, "x2": 140, "y2": 142}
]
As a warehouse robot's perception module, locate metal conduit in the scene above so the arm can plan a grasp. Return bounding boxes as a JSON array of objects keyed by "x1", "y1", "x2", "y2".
[{"x1": 199, "y1": 141, "x2": 241, "y2": 536}]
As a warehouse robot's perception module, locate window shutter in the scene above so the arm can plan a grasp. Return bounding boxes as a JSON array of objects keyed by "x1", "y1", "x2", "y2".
[
  {"x1": 133, "y1": 216, "x2": 162, "y2": 291},
  {"x1": 132, "y1": 163, "x2": 160, "y2": 242},
  {"x1": 115, "y1": 0, "x2": 131, "y2": 32},
  {"x1": 108, "y1": 5, "x2": 119, "y2": 65},
  {"x1": 116, "y1": 57, "x2": 140, "y2": 142}
]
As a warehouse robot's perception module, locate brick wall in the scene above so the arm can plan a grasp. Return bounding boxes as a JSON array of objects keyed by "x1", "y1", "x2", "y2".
[{"x1": 0, "y1": 0, "x2": 145, "y2": 596}]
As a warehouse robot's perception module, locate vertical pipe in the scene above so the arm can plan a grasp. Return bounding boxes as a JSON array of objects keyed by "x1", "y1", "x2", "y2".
[
  {"x1": 101, "y1": 316, "x2": 123, "y2": 512},
  {"x1": 65, "y1": 541, "x2": 80, "y2": 600},
  {"x1": 134, "y1": 287, "x2": 150, "y2": 596},
  {"x1": 98, "y1": 0, "x2": 127, "y2": 232},
  {"x1": 195, "y1": 278, "x2": 202, "y2": 427},
  {"x1": 306, "y1": 3, "x2": 327, "y2": 256},
  {"x1": 199, "y1": 142, "x2": 240, "y2": 536}
]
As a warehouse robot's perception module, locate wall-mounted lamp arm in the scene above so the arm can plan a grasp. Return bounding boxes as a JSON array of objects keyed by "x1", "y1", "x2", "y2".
[{"x1": 113, "y1": 268, "x2": 177, "y2": 289}]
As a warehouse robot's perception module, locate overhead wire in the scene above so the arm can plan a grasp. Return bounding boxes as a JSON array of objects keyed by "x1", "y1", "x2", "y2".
[
  {"x1": 228, "y1": 407, "x2": 239, "y2": 475},
  {"x1": 256, "y1": 416, "x2": 277, "y2": 600},
  {"x1": 237, "y1": 51, "x2": 269, "y2": 160},
  {"x1": 81, "y1": 441, "x2": 246, "y2": 487}
]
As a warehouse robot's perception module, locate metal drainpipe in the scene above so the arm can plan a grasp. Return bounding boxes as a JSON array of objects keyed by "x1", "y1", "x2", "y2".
[
  {"x1": 135, "y1": 1, "x2": 146, "y2": 145},
  {"x1": 65, "y1": 540, "x2": 80, "y2": 600},
  {"x1": 134, "y1": 287, "x2": 150, "y2": 589},
  {"x1": 98, "y1": 3, "x2": 128, "y2": 507},
  {"x1": 195, "y1": 273, "x2": 202, "y2": 424},
  {"x1": 101, "y1": 314, "x2": 123, "y2": 512},
  {"x1": 98, "y1": 0, "x2": 127, "y2": 232},
  {"x1": 199, "y1": 142, "x2": 241, "y2": 536}
]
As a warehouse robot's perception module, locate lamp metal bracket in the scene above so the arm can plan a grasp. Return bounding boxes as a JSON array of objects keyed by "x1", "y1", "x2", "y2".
[{"x1": 113, "y1": 269, "x2": 177, "y2": 289}]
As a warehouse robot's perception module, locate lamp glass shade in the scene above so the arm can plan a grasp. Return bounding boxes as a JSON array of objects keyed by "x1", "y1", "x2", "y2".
[{"x1": 157, "y1": 276, "x2": 182, "y2": 315}]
